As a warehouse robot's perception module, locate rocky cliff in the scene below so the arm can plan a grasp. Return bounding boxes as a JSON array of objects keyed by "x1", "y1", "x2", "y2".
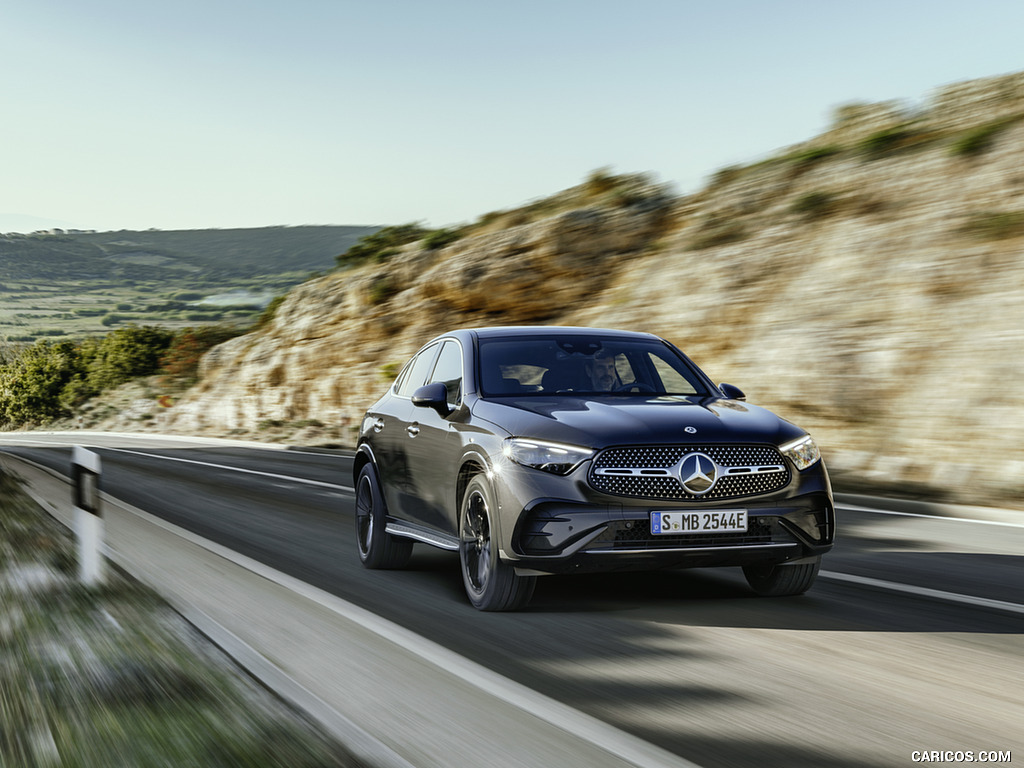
[{"x1": 147, "y1": 71, "x2": 1024, "y2": 506}]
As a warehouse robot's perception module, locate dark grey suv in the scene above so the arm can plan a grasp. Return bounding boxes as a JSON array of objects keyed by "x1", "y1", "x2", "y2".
[{"x1": 354, "y1": 326, "x2": 834, "y2": 611}]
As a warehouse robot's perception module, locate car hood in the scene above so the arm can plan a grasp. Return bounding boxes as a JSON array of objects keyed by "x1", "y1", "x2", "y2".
[{"x1": 471, "y1": 395, "x2": 805, "y2": 449}]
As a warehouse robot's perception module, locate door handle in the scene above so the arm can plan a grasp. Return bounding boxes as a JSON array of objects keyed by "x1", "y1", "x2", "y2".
[{"x1": 406, "y1": 425, "x2": 420, "y2": 437}]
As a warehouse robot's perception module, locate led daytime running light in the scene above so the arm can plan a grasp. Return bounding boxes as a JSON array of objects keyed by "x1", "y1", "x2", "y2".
[{"x1": 503, "y1": 438, "x2": 593, "y2": 475}]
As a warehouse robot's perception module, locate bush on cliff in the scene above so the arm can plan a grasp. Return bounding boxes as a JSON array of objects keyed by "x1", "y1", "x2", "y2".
[
  {"x1": 335, "y1": 223, "x2": 429, "y2": 268},
  {"x1": 159, "y1": 325, "x2": 244, "y2": 386}
]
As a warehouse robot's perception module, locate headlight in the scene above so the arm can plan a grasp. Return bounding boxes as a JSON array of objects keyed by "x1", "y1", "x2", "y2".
[
  {"x1": 502, "y1": 438, "x2": 593, "y2": 475},
  {"x1": 780, "y1": 435, "x2": 821, "y2": 471}
]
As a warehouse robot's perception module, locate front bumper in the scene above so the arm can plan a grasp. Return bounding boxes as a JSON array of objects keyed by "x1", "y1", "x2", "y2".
[{"x1": 492, "y1": 459, "x2": 834, "y2": 576}]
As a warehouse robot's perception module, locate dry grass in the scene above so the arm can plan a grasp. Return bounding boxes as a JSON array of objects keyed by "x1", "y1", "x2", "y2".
[{"x1": 0, "y1": 469, "x2": 366, "y2": 768}]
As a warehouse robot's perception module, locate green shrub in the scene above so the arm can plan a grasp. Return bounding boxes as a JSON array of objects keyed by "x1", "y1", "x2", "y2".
[
  {"x1": 791, "y1": 191, "x2": 835, "y2": 219},
  {"x1": 687, "y1": 221, "x2": 748, "y2": 250},
  {"x1": 336, "y1": 223, "x2": 429, "y2": 268},
  {"x1": 790, "y1": 145, "x2": 842, "y2": 166},
  {"x1": 857, "y1": 125, "x2": 936, "y2": 160},
  {"x1": 371, "y1": 247, "x2": 400, "y2": 264},
  {"x1": 859, "y1": 127, "x2": 910, "y2": 157},
  {"x1": 423, "y1": 228, "x2": 463, "y2": 250},
  {"x1": 950, "y1": 114, "x2": 1024, "y2": 157},
  {"x1": 957, "y1": 210, "x2": 1024, "y2": 240},
  {"x1": 367, "y1": 276, "x2": 396, "y2": 305}
]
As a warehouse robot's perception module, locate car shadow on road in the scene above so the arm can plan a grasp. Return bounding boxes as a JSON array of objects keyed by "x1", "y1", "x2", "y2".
[{"x1": 371, "y1": 511, "x2": 1023, "y2": 635}]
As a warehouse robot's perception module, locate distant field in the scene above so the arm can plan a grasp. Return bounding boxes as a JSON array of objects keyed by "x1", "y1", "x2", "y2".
[
  {"x1": 0, "y1": 224, "x2": 379, "y2": 342},
  {"x1": 0, "y1": 277, "x2": 301, "y2": 340}
]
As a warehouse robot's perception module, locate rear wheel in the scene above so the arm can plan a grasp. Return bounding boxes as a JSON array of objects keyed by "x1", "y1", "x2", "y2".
[
  {"x1": 743, "y1": 558, "x2": 820, "y2": 596},
  {"x1": 355, "y1": 463, "x2": 413, "y2": 569},
  {"x1": 459, "y1": 475, "x2": 535, "y2": 611}
]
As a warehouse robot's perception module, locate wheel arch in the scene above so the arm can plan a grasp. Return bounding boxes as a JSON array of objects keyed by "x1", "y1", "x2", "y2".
[
  {"x1": 456, "y1": 454, "x2": 487, "y2": 511},
  {"x1": 353, "y1": 444, "x2": 375, "y2": 485}
]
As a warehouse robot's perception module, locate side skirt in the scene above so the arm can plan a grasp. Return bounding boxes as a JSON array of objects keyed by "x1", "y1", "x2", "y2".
[{"x1": 386, "y1": 521, "x2": 460, "y2": 551}]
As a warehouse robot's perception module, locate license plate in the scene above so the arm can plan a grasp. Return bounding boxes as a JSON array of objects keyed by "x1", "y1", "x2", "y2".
[{"x1": 651, "y1": 510, "x2": 748, "y2": 535}]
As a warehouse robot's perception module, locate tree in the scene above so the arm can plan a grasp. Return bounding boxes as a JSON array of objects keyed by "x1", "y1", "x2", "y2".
[
  {"x1": 0, "y1": 340, "x2": 84, "y2": 424},
  {"x1": 84, "y1": 325, "x2": 174, "y2": 391}
]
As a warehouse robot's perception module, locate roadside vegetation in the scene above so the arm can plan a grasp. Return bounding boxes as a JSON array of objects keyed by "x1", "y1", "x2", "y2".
[
  {"x1": 0, "y1": 469, "x2": 363, "y2": 767},
  {"x1": 0, "y1": 324, "x2": 245, "y2": 428}
]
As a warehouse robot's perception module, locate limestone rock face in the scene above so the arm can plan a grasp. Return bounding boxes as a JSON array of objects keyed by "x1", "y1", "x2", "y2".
[{"x1": 154, "y1": 72, "x2": 1024, "y2": 504}]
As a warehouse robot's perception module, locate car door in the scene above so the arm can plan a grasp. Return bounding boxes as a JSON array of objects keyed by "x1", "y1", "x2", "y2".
[
  {"x1": 403, "y1": 339, "x2": 465, "y2": 534},
  {"x1": 371, "y1": 342, "x2": 439, "y2": 521}
]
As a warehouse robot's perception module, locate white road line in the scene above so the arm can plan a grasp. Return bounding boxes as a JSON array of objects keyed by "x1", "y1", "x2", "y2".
[
  {"x1": 820, "y1": 571, "x2": 1024, "y2": 616},
  {"x1": 836, "y1": 503, "x2": 1024, "y2": 528},
  {"x1": 100, "y1": 446, "x2": 355, "y2": 493},
  {"x1": 115, "y1": 496, "x2": 701, "y2": 768}
]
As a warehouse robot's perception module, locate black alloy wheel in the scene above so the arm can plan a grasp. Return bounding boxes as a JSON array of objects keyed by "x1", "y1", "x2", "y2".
[
  {"x1": 459, "y1": 475, "x2": 536, "y2": 611},
  {"x1": 355, "y1": 463, "x2": 413, "y2": 569}
]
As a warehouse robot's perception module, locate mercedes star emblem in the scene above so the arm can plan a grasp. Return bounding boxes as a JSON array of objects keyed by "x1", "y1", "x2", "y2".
[{"x1": 679, "y1": 452, "x2": 718, "y2": 495}]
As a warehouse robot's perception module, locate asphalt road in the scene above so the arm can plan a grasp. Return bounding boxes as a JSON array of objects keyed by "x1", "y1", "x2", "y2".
[{"x1": 2, "y1": 433, "x2": 1021, "y2": 768}]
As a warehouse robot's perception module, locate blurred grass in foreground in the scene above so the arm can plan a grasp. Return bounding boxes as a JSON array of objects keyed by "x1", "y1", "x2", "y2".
[{"x1": 0, "y1": 469, "x2": 365, "y2": 768}]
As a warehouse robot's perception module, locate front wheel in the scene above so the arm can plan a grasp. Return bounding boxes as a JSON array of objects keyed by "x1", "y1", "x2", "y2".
[
  {"x1": 743, "y1": 558, "x2": 820, "y2": 596},
  {"x1": 354, "y1": 463, "x2": 413, "y2": 569},
  {"x1": 459, "y1": 476, "x2": 535, "y2": 611}
]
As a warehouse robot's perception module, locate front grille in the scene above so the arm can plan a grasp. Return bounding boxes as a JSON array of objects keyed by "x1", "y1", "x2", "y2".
[
  {"x1": 586, "y1": 515, "x2": 794, "y2": 551},
  {"x1": 589, "y1": 444, "x2": 791, "y2": 501}
]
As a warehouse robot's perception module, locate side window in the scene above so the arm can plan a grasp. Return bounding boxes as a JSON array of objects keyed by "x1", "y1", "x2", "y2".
[
  {"x1": 427, "y1": 340, "x2": 463, "y2": 407},
  {"x1": 395, "y1": 344, "x2": 439, "y2": 398}
]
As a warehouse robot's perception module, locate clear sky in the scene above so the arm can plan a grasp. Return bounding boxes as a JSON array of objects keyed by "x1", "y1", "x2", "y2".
[{"x1": 3, "y1": 0, "x2": 1023, "y2": 233}]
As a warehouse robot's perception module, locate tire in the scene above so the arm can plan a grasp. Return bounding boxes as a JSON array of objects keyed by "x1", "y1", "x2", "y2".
[
  {"x1": 354, "y1": 463, "x2": 413, "y2": 569},
  {"x1": 743, "y1": 558, "x2": 821, "y2": 596},
  {"x1": 459, "y1": 475, "x2": 536, "y2": 611}
]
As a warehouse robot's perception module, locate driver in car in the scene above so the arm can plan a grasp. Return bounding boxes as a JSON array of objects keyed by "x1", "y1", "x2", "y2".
[{"x1": 585, "y1": 351, "x2": 622, "y2": 391}]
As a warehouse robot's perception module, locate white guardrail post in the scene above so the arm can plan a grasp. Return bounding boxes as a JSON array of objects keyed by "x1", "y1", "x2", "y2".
[{"x1": 72, "y1": 445, "x2": 104, "y2": 586}]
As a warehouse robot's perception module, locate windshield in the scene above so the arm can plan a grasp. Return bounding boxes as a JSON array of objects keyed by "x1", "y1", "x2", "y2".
[{"x1": 478, "y1": 335, "x2": 710, "y2": 397}]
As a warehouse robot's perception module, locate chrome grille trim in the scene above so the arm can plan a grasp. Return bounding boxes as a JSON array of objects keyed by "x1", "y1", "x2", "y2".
[{"x1": 589, "y1": 444, "x2": 791, "y2": 501}]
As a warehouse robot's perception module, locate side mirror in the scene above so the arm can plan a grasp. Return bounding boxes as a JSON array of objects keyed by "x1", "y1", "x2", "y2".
[
  {"x1": 412, "y1": 382, "x2": 452, "y2": 417},
  {"x1": 718, "y1": 383, "x2": 746, "y2": 401}
]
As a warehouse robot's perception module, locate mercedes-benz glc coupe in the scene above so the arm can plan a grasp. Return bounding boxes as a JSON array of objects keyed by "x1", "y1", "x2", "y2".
[{"x1": 354, "y1": 326, "x2": 834, "y2": 611}]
